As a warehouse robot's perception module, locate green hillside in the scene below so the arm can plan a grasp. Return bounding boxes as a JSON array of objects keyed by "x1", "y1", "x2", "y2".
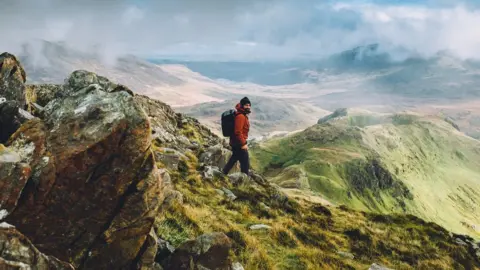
[{"x1": 251, "y1": 109, "x2": 480, "y2": 238}]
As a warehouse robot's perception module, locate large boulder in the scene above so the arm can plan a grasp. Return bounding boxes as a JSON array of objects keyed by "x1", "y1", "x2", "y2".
[
  {"x1": 2, "y1": 70, "x2": 164, "y2": 269},
  {"x1": 0, "y1": 224, "x2": 74, "y2": 269}
]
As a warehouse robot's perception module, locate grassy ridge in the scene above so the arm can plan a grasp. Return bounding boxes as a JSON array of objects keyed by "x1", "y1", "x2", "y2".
[{"x1": 251, "y1": 111, "x2": 480, "y2": 238}]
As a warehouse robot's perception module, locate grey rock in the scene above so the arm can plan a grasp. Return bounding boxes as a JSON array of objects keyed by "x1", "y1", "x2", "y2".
[
  {"x1": 177, "y1": 135, "x2": 192, "y2": 147},
  {"x1": 159, "y1": 169, "x2": 172, "y2": 186},
  {"x1": 369, "y1": 263, "x2": 393, "y2": 270},
  {"x1": 337, "y1": 251, "x2": 354, "y2": 259},
  {"x1": 155, "y1": 148, "x2": 187, "y2": 171},
  {"x1": 155, "y1": 238, "x2": 175, "y2": 264},
  {"x1": 60, "y1": 70, "x2": 119, "y2": 98},
  {"x1": 200, "y1": 144, "x2": 232, "y2": 168},
  {"x1": 190, "y1": 141, "x2": 201, "y2": 150},
  {"x1": 152, "y1": 262, "x2": 164, "y2": 270},
  {"x1": 18, "y1": 108, "x2": 34, "y2": 120},
  {"x1": 221, "y1": 188, "x2": 237, "y2": 201},
  {"x1": 197, "y1": 265, "x2": 211, "y2": 270},
  {"x1": 250, "y1": 172, "x2": 269, "y2": 186},
  {"x1": 203, "y1": 166, "x2": 223, "y2": 180},
  {"x1": 232, "y1": 262, "x2": 245, "y2": 270},
  {"x1": 249, "y1": 224, "x2": 271, "y2": 230},
  {"x1": 152, "y1": 128, "x2": 176, "y2": 144},
  {"x1": 455, "y1": 238, "x2": 468, "y2": 246},
  {"x1": 228, "y1": 172, "x2": 250, "y2": 186}
]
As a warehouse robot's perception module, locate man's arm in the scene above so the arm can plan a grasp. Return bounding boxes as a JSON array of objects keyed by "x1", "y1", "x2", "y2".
[{"x1": 234, "y1": 114, "x2": 247, "y2": 146}]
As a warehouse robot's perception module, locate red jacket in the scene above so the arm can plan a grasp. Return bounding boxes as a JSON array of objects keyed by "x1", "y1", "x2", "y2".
[{"x1": 230, "y1": 103, "x2": 250, "y2": 147}]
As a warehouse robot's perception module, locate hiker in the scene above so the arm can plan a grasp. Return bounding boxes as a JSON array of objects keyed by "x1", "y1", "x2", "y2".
[{"x1": 222, "y1": 97, "x2": 251, "y2": 175}]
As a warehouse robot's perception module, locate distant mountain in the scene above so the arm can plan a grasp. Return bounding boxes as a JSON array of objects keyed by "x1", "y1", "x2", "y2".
[
  {"x1": 149, "y1": 59, "x2": 318, "y2": 86},
  {"x1": 19, "y1": 40, "x2": 183, "y2": 86},
  {"x1": 14, "y1": 41, "x2": 229, "y2": 107}
]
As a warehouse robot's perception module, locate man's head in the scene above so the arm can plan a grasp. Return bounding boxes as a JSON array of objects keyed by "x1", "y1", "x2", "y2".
[{"x1": 240, "y1": 97, "x2": 251, "y2": 113}]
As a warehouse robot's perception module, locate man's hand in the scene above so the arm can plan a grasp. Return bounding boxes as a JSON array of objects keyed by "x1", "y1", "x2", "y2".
[{"x1": 241, "y1": 144, "x2": 248, "y2": 150}]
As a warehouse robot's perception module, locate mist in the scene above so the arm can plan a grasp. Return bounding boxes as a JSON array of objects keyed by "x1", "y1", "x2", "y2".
[{"x1": 1, "y1": 0, "x2": 480, "y2": 63}]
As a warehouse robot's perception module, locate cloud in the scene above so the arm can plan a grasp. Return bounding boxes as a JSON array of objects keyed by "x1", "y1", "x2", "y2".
[{"x1": 1, "y1": 0, "x2": 480, "y2": 62}]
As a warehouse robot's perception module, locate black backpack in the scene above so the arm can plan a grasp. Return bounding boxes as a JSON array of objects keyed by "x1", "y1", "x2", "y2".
[{"x1": 221, "y1": 109, "x2": 236, "y2": 137}]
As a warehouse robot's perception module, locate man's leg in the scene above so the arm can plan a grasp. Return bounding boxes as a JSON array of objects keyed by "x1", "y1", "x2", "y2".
[
  {"x1": 222, "y1": 147, "x2": 239, "y2": 175},
  {"x1": 239, "y1": 149, "x2": 250, "y2": 175}
]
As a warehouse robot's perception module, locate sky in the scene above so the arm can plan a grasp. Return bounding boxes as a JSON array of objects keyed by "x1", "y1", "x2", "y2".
[{"x1": 1, "y1": 0, "x2": 480, "y2": 62}]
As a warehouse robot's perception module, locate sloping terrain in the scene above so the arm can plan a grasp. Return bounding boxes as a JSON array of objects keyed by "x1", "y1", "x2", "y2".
[{"x1": 251, "y1": 108, "x2": 480, "y2": 238}]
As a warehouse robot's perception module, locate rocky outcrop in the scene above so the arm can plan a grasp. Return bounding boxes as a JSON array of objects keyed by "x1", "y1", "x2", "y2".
[
  {"x1": 0, "y1": 53, "x2": 26, "y2": 108},
  {"x1": 1, "y1": 64, "x2": 165, "y2": 269},
  {"x1": 0, "y1": 224, "x2": 74, "y2": 269},
  {"x1": 0, "y1": 54, "x2": 34, "y2": 143}
]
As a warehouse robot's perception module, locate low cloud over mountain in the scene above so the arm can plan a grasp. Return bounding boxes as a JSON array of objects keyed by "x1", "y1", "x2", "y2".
[{"x1": 2, "y1": 0, "x2": 480, "y2": 63}]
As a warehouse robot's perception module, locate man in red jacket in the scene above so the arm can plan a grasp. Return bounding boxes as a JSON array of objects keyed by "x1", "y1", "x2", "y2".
[{"x1": 222, "y1": 97, "x2": 251, "y2": 175}]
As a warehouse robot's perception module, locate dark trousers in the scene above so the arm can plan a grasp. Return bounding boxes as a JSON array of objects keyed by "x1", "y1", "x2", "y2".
[{"x1": 223, "y1": 146, "x2": 250, "y2": 175}]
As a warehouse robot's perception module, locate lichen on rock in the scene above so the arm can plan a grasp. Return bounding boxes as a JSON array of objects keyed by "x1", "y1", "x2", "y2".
[{"x1": 1, "y1": 66, "x2": 164, "y2": 269}]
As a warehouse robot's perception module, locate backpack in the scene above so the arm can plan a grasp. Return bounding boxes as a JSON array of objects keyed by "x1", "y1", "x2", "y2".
[{"x1": 221, "y1": 109, "x2": 236, "y2": 137}]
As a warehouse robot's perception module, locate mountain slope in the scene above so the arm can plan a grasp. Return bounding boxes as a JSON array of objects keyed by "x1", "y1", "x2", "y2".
[{"x1": 251, "y1": 109, "x2": 480, "y2": 238}]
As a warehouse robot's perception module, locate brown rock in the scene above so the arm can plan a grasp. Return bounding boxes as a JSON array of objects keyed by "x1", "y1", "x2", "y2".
[
  {"x1": 135, "y1": 228, "x2": 160, "y2": 270},
  {"x1": 164, "y1": 232, "x2": 233, "y2": 270},
  {"x1": 0, "y1": 225, "x2": 74, "y2": 269},
  {"x1": 25, "y1": 84, "x2": 62, "y2": 107},
  {"x1": 3, "y1": 70, "x2": 164, "y2": 269}
]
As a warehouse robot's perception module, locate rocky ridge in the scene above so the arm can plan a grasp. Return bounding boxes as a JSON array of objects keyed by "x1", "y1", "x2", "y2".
[{"x1": 0, "y1": 51, "x2": 243, "y2": 270}]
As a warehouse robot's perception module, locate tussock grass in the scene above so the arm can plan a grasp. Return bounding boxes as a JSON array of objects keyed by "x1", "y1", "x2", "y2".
[
  {"x1": 150, "y1": 114, "x2": 480, "y2": 269},
  {"x1": 152, "y1": 145, "x2": 480, "y2": 269}
]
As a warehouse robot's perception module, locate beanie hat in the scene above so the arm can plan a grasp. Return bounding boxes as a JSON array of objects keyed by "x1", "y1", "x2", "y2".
[{"x1": 240, "y1": 97, "x2": 251, "y2": 106}]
